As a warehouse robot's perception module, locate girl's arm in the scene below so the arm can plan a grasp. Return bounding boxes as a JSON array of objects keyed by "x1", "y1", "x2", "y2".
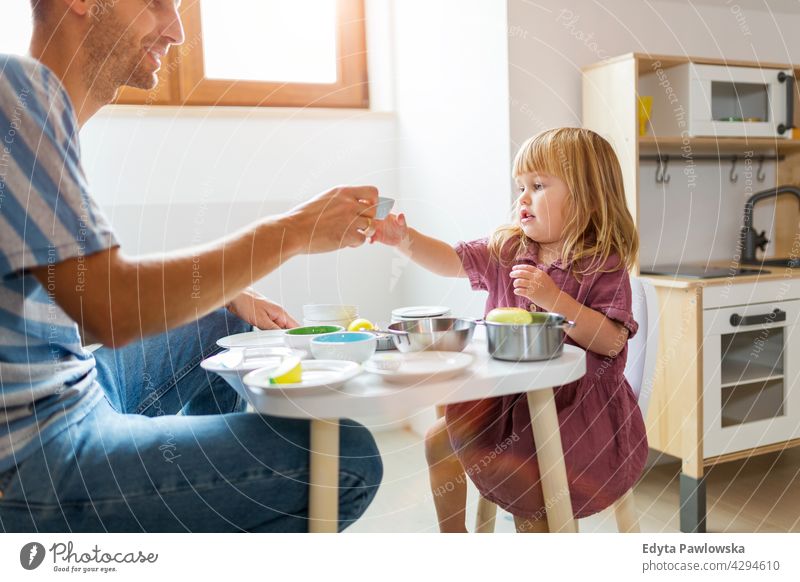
[
  {"x1": 549, "y1": 293, "x2": 629, "y2": 357},
  {"x1": 509, "y1": 264, "x2": 629, "y2": 357},
  {"x1": 371, "y1": 213, "x2": 466, "y2": 278}
]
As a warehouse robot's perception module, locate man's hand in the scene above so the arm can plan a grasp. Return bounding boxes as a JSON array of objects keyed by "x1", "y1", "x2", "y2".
[
  {"x1": 509, "y1": 264, "x2": 560, "y2": 310},
  {"x1": 284, "y1": 185, "x2": 379, "y2": 253},
  {"x1": 226, "y1": 288, "x2": 299, "y2": 330},
  {"x1": 370, "y1": 213, "x2": 409, "y2": 246}
]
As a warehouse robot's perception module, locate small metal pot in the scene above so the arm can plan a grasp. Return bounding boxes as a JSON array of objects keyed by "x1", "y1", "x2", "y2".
[
  {"x1": 482, "y1": 312, "x2": 575, "y2": 361},
  {"x1": 375, "y1": 334, "x2": 397, "y2": 351},
  {"x1": 387, "y1": 318, "x2": 476, "y2": 353}
]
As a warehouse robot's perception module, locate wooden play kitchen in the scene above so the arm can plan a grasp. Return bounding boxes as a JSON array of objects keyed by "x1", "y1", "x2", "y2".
[{"x1": 583, "y1": 53, "x2": 800, "y2": 533}]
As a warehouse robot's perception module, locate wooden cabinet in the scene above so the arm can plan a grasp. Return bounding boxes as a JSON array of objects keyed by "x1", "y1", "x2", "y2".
[{"x1": 582, "y1": 53, "x2": 800, "y2": 533}]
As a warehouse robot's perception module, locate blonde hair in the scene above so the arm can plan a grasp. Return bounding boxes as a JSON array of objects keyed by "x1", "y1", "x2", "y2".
[{"x1": 489, "y1": 127, "x2": 638, "y2": 276}]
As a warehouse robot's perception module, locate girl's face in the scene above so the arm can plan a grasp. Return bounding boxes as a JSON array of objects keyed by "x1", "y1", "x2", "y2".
[{"x1": 514, "y1": 171, "x2": 570, "y2": 244}]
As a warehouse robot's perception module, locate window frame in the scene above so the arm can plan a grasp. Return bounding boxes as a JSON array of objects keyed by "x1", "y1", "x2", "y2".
[{"x1": 116, "y1": 0, "x2": 369, "y2": 109}]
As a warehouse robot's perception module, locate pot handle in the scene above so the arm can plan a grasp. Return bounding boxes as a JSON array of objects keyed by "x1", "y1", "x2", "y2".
[
  {"x1": 554, "y1": 320, "x2": 576, "y2": 331},
  {"x1": 366, "y1": 328, "x2": 409, "y2": 336},
  {"x1": 459, "y1": 317, "x2": 486, "y2": 325}
]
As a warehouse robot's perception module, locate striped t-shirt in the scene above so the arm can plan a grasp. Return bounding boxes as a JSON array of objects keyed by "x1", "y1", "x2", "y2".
[{"x1": 0, "y1": 55, "x2": 118, "y2": 473}]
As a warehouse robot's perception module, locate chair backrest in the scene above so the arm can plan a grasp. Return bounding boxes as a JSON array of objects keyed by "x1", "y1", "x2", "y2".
[{"x1": 623, "y1": 277, "x2": 659, "y2": 418}]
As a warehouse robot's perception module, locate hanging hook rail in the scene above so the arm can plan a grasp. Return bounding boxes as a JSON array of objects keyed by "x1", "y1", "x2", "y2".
[
  {"x1": 730, "y1": 156, "x2": 739, "y2": 183},
  {"x1": 655, "y1": 155, "x2": 671, "y2": 183},
  {"x1": 640, "y1": 154, "x2": 783, "y2": 162},
  {"x1": 654, "y1": 157, "x2": 663, "y2": 183},
  {"x1": 640, "y1": 153, "x2": 783, "y2": 185}
]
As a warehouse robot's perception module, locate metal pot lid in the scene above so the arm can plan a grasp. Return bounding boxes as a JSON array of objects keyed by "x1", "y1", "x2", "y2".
[{"x1": 391, "y1": 305, "x2": 451, "y2": 319}]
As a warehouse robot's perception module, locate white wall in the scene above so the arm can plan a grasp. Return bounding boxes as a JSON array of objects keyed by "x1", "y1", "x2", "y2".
[
  {"x1": 81, "y1": 107, "x2": 402, "y2": 323},
  {"x1": 392, "y1": 0, "x2": 512, "y2": 321},
  {"x1": 507, "y1": 0, "x2": 800, "y2": 266}
]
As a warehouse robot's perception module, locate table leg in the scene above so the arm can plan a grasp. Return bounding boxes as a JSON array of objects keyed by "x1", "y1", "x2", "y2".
[
  {"x1": 309, "y1": 418, "x2": 340, "y2": 533},
  {"x1": 526, "y1": 388, "x2": 577, "y2": 533}
]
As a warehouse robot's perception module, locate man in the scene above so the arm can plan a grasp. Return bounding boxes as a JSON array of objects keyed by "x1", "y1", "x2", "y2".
[{"x1": 0, "y1": 0, "x2": 382, "y2": 532}]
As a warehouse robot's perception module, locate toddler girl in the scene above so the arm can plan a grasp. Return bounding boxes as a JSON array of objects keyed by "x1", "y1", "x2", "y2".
[{"x1": 371, "y1": 127, "x2": 648, "y2": 532}]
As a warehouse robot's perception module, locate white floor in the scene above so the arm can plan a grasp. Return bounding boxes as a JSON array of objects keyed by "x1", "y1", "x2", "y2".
[{"x1": 347, "y1": 428, "x2": 625, "y2": 533}]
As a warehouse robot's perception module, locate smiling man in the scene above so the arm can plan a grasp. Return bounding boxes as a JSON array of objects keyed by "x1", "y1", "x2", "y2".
[{"x1": 0, "y1": 0, "x2": 382, "y2": 532}]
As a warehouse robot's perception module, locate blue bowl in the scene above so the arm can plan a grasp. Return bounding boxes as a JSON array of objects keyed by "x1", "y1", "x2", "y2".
[
  {"x1": 314, "y1": 332, "x2": 374, "y2": 343},
  {"x1": 310, "y1": 332, "x2": 377, "y2": 362}
]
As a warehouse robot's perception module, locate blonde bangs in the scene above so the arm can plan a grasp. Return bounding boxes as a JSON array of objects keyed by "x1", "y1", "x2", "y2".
[{"x1": 512, "y1": 132, "x2": 569, "y2": 181}]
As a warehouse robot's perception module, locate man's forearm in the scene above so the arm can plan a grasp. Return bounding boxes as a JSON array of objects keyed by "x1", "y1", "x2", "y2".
[
  {"x1": 114, "y1": 216, "x2": 301, "y2": 340},
  {"x1": 42, "y1": 215, "x2": 301, "y2": 347}
]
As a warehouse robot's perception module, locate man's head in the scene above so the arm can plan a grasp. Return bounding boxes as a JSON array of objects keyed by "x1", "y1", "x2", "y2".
[{"x1": 31, "y1": 0, "x2": 184, "y2": 103}]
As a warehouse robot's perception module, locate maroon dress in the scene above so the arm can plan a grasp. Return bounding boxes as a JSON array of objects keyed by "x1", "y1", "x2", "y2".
[{"x1": 445, "y1": 238, "x2": 648, "y2": 519}]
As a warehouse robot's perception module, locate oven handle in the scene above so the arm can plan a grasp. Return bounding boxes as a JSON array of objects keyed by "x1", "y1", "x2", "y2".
[
  {"x1": 777, "y1": 71, "x2": 795, "y2": 136},
  {"x1": 729, "y1": 308, "x2": 786, "y2": 327}
]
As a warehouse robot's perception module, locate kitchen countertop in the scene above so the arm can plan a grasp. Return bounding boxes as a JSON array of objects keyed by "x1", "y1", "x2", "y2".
[{"x1": 639, "y1": 261, "x2": 800, "y2": 289}]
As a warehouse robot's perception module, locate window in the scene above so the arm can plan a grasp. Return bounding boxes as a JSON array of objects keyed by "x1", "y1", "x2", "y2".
[
  {"x1": 4, "y1": 1, "x2": 369, "y2": 109},
  {"x1": 120, "y1": 0, "x2": 369, "y2": 108},
  {"x1": 201, "y1": 0, "x2": 338, "y2": 84}
]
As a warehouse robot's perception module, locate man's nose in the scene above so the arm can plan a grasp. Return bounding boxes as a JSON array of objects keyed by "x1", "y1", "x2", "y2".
[{"x1": 163, "y1": 5, "x2": 186, "y2": 46}]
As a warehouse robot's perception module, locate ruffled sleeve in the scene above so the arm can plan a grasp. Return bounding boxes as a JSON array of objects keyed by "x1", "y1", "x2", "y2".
[
  {"x1": 454, "y1": 238, "x2": 492, "y2": 292},
  {"x1": 582, "y1": 257, "x2": 639, "y2": 340}
]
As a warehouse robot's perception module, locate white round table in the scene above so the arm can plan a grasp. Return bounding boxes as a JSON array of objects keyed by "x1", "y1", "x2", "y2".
[{"x1": 243, "y1": 329, "x2": 586, "y2": 533}]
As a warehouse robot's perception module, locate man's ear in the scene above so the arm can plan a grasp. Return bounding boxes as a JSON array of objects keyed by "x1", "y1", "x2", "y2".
[{"x1": 59, "y1": 0, "x2": 92, "y2": 17}]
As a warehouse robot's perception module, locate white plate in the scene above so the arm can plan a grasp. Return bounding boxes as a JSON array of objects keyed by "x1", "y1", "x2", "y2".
[
  {"x1": 391, "y1": 305, "x2": 451, "y2": 319},
  {"x1": 216, "y1": 329, "x2": 287, "y2": 349},
  {"x1": 201, "y1": 347, "x2": 307, "y2": 373},
  {"x1": 364, "y1": 352, "x2": 474, "y2": 383},
  {"x1": 243, "y1": 360, "x2": 362, "y2": 395}
]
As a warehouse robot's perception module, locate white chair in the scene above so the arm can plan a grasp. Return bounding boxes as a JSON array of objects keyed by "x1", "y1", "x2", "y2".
[{"x1": 474, "y1": 276, "x2": 659, "y2": 533}]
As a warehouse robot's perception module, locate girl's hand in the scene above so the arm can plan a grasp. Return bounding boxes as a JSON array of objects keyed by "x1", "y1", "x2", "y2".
[
  {"x1": 370, "y1": 213, "x2": 409, "y2": 246},
  {"x1": 510, "y1": 264, "x2": 559, "y2": 310}
]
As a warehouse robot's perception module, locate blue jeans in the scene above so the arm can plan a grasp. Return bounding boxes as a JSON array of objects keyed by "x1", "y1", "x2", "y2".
[{"x1": 0, "y1": 309, "x2": 382, "y2": 532}]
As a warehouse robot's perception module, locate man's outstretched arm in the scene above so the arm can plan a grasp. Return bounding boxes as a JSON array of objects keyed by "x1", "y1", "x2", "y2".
[{"x1": 33, "y1": 186, "x2": 378, "y2": 347}]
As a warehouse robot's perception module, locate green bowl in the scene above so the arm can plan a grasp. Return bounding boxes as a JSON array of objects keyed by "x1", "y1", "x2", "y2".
[
  {"x1": 284, "y1": 325, "x2": 345, "y2": 351},
  {"x1": 286, "y1": 325, "x2": 344, "y2": 336}
]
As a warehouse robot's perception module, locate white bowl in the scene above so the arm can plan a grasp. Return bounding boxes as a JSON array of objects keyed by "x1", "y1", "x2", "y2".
[
  {"x1": 303, "y1": 304, "x2": 358, "y2": 321},
  {"x1": 310, "y1": 332, "x2": 377, "y2": 363},
  {"x1": 303, "y1": 318, "x2": 354, "y2": 329},
  {"x1": 284, "y1": 325, "x2": 345, "y2": 350}
]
